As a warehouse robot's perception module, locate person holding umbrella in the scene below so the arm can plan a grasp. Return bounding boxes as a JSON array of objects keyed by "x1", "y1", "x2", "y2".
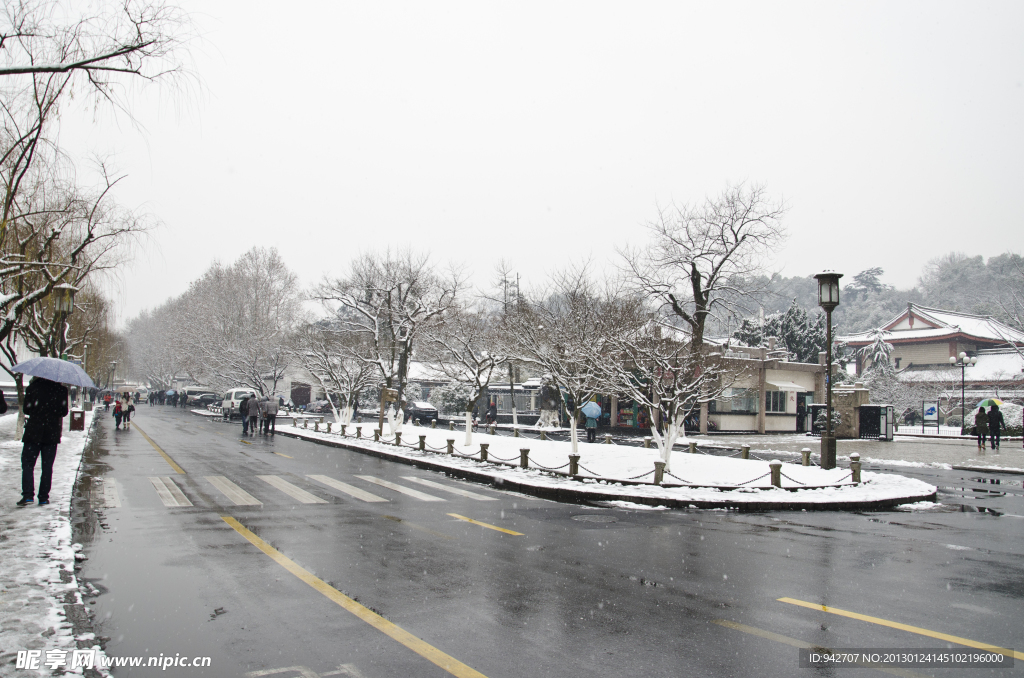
[
  {"x1": 11, "y1": 357, "x2": 93, "y2": 507},
  {"x1": 988, "y1": 404, "x2": 1004, "y2": 450},
  {"x1": 581, "y1": 401, "x2": 602, "y2": 443}
]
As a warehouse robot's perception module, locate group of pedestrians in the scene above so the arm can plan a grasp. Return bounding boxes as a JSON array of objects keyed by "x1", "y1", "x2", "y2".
[
  {"x1": 974, "y1": 404, "x2": 1005, "y2": 449},
  {"x1": 239, "y1": 394, "x2": 278, "y2": 436},
  {"x1": 113, "y1": 393, "x2": 136, "y2": 430}
]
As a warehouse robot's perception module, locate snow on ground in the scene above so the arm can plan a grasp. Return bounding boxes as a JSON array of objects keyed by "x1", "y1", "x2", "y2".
[
  {"x1": 0, "y1": 411, "x2": 110, "y2": 676},
  {"x1": 278, "y1": 422, "x2": 936, "y2": 506}
]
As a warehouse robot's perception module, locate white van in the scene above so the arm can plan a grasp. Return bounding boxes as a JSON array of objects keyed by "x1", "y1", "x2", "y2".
[{"x1": 221, "y1": 389, "x2": 257, "y2": 419}]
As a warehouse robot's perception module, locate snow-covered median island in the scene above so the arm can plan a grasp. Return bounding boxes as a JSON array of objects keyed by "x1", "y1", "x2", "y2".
[
  {"x1": 278, "y1": 422, "x2": 937, "y2": 509},
  {"x1": 0, "y1": 410, "x2": 111, "y2": 676}
]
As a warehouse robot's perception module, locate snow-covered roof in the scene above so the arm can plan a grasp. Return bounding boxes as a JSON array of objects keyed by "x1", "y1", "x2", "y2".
[
  {"x1": 897, "y1": 348, "x2": 1024, "y2": 383},
  {"x1": 843, "y1": 304, "x2": 1024, "y2": 346}
]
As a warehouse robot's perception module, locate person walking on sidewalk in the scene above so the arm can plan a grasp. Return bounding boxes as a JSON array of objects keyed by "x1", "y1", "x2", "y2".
[
  {"x1": 585, "y1": 414, "x2": 597, "y2": 443},
  {"x1": 17, "y1": 377, "x2": 69, "y2": 507},
  {"x1": 122, "y1": 394, "x2": 135, "y2": 430},
  {"x1": 988, "y1": 404, "x2": 1004, "y2": 450},
  {"x1": 239, "y1": 395, "x2": 251, "y2": 434},
  {"x1": 248, "y1": 397, "x2": 260, "y2": 436},
  {"x1": 261, "y1": 395, "x2": 278, "y2": 435},
  {"x1": 974, "y1": 406, "x2": 989, "y2": 449},
  {"x1": 113, "y1": 399, "x2": 123, "y2": 429}
]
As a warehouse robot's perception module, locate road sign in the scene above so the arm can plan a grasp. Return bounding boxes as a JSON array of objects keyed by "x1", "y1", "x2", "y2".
[{"x1": 382, "y1": 388, "x2": 399, "y2": 402}]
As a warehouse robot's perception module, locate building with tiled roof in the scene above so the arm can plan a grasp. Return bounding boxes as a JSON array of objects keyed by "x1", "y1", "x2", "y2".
[{"x1": 842, "y1": 304, "x2": 1024, "y2": 375}]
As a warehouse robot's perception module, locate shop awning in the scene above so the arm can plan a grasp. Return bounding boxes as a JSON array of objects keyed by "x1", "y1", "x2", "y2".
[{"x1": 766, "y1": 380, "x2": 807, "y2": 391}]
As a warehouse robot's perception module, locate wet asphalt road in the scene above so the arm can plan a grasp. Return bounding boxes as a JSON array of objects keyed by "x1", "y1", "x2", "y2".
[{"x1": 73, "y1": 407, "x2": 1024, "y2": 678}]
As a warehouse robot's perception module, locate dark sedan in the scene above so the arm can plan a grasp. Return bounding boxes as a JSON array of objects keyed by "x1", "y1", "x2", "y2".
[{"x1": 407, "y1": 401, "x2": 439, "y2": 424}]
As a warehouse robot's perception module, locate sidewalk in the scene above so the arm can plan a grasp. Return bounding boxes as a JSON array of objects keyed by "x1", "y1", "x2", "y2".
[{"x1": 0, "y1": 411, "x2": 109, "y2": 677}]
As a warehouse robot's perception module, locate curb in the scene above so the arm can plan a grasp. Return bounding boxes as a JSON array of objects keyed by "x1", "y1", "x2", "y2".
[
  {"x1": 951, "y1": 465, "x2": 1024, "y2": 476},
  {"x1": 276, "y1": 429, "x2": 936, "y2": 512}
]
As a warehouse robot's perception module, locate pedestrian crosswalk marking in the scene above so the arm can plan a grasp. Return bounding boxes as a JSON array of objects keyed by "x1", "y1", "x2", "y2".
[
  {"x1": 400, "y1": 476, "x2": 498, "y2": 501},
  {"x1": 308, "y1": 475, "x2": 388, "y2": 503},
  {"x1": 257, "y1": 475, "x2": 328, "y2": 504},
  {"x1": 205, "y1": 476, "x2": 262, "y2": 505},
  {"x1": 355, "y1": 476, "x2": 445, "y2": 502},
  {"x1": 91, "y1": 478, "x2": 121, "y2": 508},
  {"x1": 149, "y1": 476, "x2": 193, "y2": 507}
]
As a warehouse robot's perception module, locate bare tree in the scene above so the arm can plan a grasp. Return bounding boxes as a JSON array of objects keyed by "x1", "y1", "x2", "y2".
[
  {"x1": 506, "y1": 264, "x2": 630, "y2": 455},
  {"x1": 621, "y1": 182, "x2": 786, "y2": 351},
  {"x1": 421, "y1": 305, "x2": 503, "y2": 445},
  {"x1": 312, "y1": 249, "x2": 464, "y2": 426},
  {"x1": 289, "y1": 321, "x2": 377, "y2": 425}
]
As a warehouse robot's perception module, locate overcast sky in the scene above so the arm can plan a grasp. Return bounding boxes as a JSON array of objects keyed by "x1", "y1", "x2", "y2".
[{"x1": 57, "y1": 1, "x2": 1024, "y2": 325}]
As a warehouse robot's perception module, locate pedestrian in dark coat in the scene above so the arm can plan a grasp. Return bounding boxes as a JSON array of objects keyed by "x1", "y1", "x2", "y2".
[
  {"x1": 239, "y1": 396, "x2": 250, "y2": 434},
  {"x1": 988, "y1": 404, "x2": 1004, "y2": 449},
  {"x1": 974, "y1": 407, "x2": 989, "y2": 449},
  {"x1": 18, "y1": 377, "x2": 69, "y2": 506}
]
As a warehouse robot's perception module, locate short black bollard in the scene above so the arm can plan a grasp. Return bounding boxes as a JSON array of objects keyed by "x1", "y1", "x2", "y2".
[
  {"x1": 569, "y1": 454, "x2": 580, "y2": 475},
  {"x1": 314, "y1": 421, "x2": 319, "y2": 432},
  {"x1": 431, "y1": 419, "x2": 437, "y2": 429},
  {"x1": 741, "y1": 445, "x2": 749, "y2": 460},
  {"x1": 653, "y1": 461, "x2": 666, "y2": 485},
  {"x1": 604, "y1": 434, "x2": 613, "y2": 444},
  {"x1": 769, "y1": 460, "x2": 782, "y2": 487},
  {"x1": 850, "y1": 452, "x2": 861, "y2": 483},
  {"x1": 418, "y1": 435, "x2": 426, "y2": 451},
  {"x1": 356, "y1": 426, "x2": 362, "y2": 438},
  {"x1": 479, "y1": 443, "x2": 489, "y2": 461},
  {"x1": 326, "y1": 422, "x2": 332, "y2": 433},
  {"x1": 414, "y1": 418, "x2": 420, "y2": 427},
  {"x1": 688, "y1": 441, "x2": 697, "y2": 454},
  {"x1": 303, "y1": 418, "x2": 308, "y2": 429},
  {"x1": 340, "y1": 424, "x2": 346, "y2": 436},
  {"x1": 488, "y1": 424, "x2": 495, "y2": 435},
  {"x1": 540, "y1": 430, "x2": 547, "y2": 441},
  {"x1": 374, "y1": 429, "x2": 380, "y2": 442},
  {"x1": 513, "y1": 428, "x2": 520, "y2": 438},
  {"x1": 448, "y1": 421, "x2": 454, "y2": 431},
  {"x1": 446, "y1": 439, "x2": 454, "y2": 454},
  {"x1": 395, "y1": 432, "x2": 402, "y2": 447},
  {"x1": 520, "y1": 448, "x2": 530, "y2": 468}
]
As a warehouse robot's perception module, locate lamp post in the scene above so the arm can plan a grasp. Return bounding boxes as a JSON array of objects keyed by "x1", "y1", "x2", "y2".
[
  {"x1": 814, "y1": 271, "x2": 843, "y2": 469},
  {"x1": 949, "y1": 352, "x2": 976, "y2": 431},
  {"x1": 109, "y1": 361, "x2": 117, "y2": 391},
  {"x1": 52, "y1": 284, "x2": 76, "y2": 358}
]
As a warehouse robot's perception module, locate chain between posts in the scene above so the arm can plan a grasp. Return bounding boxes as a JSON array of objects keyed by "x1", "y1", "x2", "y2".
[
  {"x1": 625, "y1": 469, "x2": 655, "y2": 480},
  {"x1": 779, "y1": 473, "x2": 806, "y2": 486},
  {"x1": 734, "y1": 472, "x2": 771, "y2": 486},
  {"x1": 664, "y1": 471, "x2": 695, "y2": 483},
  {"x1": 531, "y1": 460, "x2": 570, "y2": 471}
]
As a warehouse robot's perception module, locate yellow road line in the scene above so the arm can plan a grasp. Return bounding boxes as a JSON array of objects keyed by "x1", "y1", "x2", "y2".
[
  {"x1": 133, "y1": 425, "x2": 186, "y2": 475},
  {"x1": 447, "y1": 513, "x2": 524, "y2": 536},
  {"x1": 240, "y1": 439, "x2": 252, "y2": 445},
  {"x1": 274, "y1": 452, "x2": 293, "y2": 458},
  {"x1": 713, "y1": 620, "x2": 929, "y2": 678},
  {"x1": 778, "y1": 597, "x2": 1022, "y2": 660},
  {"x1": 221, "y1": 516, "x2": 487, "y2": 678}
]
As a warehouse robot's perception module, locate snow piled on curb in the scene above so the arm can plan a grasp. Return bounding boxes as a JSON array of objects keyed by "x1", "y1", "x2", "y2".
[
  {"x1": 0, "y1": 411, "x2": 110, "y2": 676},
  {"x1": 279, "y1": 423, "x2": 937, "y2": 507}
]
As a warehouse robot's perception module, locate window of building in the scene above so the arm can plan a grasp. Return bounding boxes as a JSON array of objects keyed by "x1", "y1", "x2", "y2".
[
  {"x1": 894, "y1": 357, "x2": 901, "y2": 369},
  {"x1": 712, "y1": 388, "x2": 759, "y2": 414},
  {"x1": 765, "y1": 390, "x2": 787, "y2": 413}
]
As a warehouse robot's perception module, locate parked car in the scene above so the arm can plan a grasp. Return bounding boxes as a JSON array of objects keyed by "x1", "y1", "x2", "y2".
[
  {"x1": 407, "y1": 401, "x2": 439, "y2": 424},
  {"x1": 221, "y1": 389, "x2": 257, "y2": 419},
  {"x1": 194, "y1": 393, "x2": 220, "y2": 407},
  {"x1": 187, "y1": 390, "x2": 217, "y2": 405}
]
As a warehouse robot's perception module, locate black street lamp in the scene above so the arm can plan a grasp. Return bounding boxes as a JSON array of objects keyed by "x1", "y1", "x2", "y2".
[
  {"x1": 53, "y1": 284, "x2": 76, "y2": 357},
  {"x1": 814, "y1": 271, "x2": 843, "y2": 469},
  {"x1": 949, "y1": 352, "x2": 976, "y2": 431},
  {"x1": 109, "y1": 360, "x2": 117, "y2": 390}
]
